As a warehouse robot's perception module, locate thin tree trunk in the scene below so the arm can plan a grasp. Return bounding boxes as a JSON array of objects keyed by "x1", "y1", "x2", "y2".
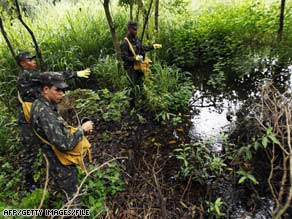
[
  {"x1": 135, "y1": 5, "x2": 140, "y2": 22},
  {"x1": 102, "y1": 0, "x2": 121, "y2": 60},
  {"x1": 154, "y1": 0, "x2": 159, "y2": 37},
  {"x1": 136, "y1": 0, "x2": 148, "y2": 23},
  {"x1": 0, "y1": 17, "x2": 16, "y2": 59},
  {"x1": 141, "y1": 0, "x2": 154, "y2": 43},
  {"x1": 135, "y1": 0, "x2": 142, "y2": 22},
  {"x1": 14, "y1": 0, "x2": 45, "y2": 71},
  {"x1": 278, "y1": 0, "x2": 285, "y2": 42},
  {"x1": 129, "y1": 0, "x2": 133, "y2": 20}
]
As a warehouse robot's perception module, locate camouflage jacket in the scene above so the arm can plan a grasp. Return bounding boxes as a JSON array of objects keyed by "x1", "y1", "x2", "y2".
[
  {"x1": 17, "y1": 69, "x2": 77, "y2": 124},
  {"x1": 120, "y1": 33, "x2": 154, "y2": 69},
  {"x1": 30, "y1": 96, "x2": 84, "y2": 152}
]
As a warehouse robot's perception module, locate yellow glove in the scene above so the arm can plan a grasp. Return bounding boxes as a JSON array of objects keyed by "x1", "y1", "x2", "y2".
[
  {"x1": 77, "y1": 68, "x2": 91, "y2": 78},
  {"x1": 153, "y1": 44, "x2": 162, "y2": 49},
  {"x1": 135, "y1": 55, "x2": 143, "y2": 61}
]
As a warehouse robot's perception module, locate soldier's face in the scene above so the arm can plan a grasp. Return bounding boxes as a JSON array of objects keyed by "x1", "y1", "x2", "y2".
[
  {"x1": 44, "y1": 85, "x2": 65, "y2": 104},
  {"x1": 20, "y1": 58, "x2": 37, "y2": 70},
  {"x1": 128, "y1": 27, "x2": 137, "y2": 37}
]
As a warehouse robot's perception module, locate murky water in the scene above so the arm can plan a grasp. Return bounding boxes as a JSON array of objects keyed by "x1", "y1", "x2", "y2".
[
  {"x1": 190, "y1": 90, "x2": 274, "y2": 219},
  {"x1": 230, "y1": 198, "x2": 274, "y2": 219},
  {"x1": 190, "y1": 91, "x2": 239, "y2": 152}
]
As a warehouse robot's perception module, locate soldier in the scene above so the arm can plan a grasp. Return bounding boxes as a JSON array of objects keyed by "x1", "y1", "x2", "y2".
[
  {"x1": 30, "y1": 72, "x2": 93, "y2": 201},
  {"x1": 120, "y1": 21, "x2": 162, "y2": 107},
  {"x1": 16, "y1": 51, "x2": 90, "y2": 191}
]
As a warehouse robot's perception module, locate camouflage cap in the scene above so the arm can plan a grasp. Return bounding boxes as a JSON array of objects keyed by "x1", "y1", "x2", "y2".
[
  {"x1": 128, "y1": 21, "x2": 138, "y2": 30},
  {"x1": 16, "y1": 51, "x2": 36, "y2": 65},
  {"x1": 39, "y1": 72, "x2": 69, "y2": 90}
]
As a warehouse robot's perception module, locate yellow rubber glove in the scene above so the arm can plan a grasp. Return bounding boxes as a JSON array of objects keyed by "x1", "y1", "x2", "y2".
[
  {"x1": 77, "y1": 68, "x2": 91, "y2": 78},
  {"x1": 153, "y1": 44, "x2": 162, "y2": 49},
  {"x1": 135, "y1": 55, "x2": 143, "y2": 61}
]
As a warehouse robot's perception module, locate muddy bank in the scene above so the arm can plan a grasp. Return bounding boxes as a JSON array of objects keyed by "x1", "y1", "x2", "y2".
[{"x1": 87, "y1": 110, "x2": 196, "y2": 218}]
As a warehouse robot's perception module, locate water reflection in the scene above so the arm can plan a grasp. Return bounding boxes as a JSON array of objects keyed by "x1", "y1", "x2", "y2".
[
  {"x1": 190, "y1": 90, "x2": 274, "y2": 218},
  {"x1": 190, "y1": 91, "x2": 239, "y2": 145}
]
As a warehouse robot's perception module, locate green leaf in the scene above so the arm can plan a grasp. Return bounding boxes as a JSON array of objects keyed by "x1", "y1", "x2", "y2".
[
  {"x1": 238, "y1": 176, "x2": 247, "y2": 184},
  {"x1": 247, "y1": 174, "x2": 259, "y2": 184},
  {"x1": 268, "y1": 134, "x2": 281, "y2": 146},
  {"x1": 245, "y1": 149, "x2": 252, "y2": 160},
  {"x1": 215, "y1": 205, "x2": 221, "y2": 215},
  {"x1": 261, "y1": 136, "x2": 268, "y2": 148}
]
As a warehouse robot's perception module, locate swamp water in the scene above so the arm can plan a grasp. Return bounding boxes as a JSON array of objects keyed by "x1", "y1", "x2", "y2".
[{"x1": 189, "y1": 90, "x2": 274, "y2": 219}]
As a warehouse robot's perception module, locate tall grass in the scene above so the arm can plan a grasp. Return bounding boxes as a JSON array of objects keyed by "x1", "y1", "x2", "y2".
[
  {"x1": 142, "y1": 63, "x2": 193, "y2": 114},
  {"x1": 92, "y1": 55, "x2": 128, "y2": 92},
  {"x1": 0, "y1": 0, "x2": 128, "y2": 72}
]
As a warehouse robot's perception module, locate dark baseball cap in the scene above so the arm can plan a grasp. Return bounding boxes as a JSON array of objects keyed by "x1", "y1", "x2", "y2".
[
  {"x1": 39, "y1": 72, "x2": 69, "y2": 90},
  {"x1": 128, "y1": 21, "x2": 138, "y2": 30},
  {"x1": 16, "y1": 51, "x2": 36, "y2": 65}
]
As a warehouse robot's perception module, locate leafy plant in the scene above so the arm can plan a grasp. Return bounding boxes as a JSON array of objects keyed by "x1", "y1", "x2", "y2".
[
  {"x1": 81, "y1": 163, "x2": 124, "y2": 218},
  {"x1": 238, "y1": 127, "x2": 282, "y2": 161},
  {"x1": 206, "y1": 197, "x2": 226, "y2": 219},
  {"x1": 63, "y1": 88, "x2": 129, "y2": 123},
  {"x1": 141, "y1": 63, "x2": 193, "y2": 123},
  {"x1": 92, "y1": 56, "x2": 128, "y2": 92},
  {"x1": 237, "y1": 169, "x2": 259, "y2": 185},
  {"x1": 210, "y1": 157, "x2": 227, "y2": 176},
  {"x1": 174, "y1": 142, "x2": 228, "y2": 183}
]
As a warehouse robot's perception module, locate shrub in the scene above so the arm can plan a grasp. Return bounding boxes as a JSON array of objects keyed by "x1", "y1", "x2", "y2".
[{"x1": 141, "y1": 63, "x2": 193, "y2": 118}]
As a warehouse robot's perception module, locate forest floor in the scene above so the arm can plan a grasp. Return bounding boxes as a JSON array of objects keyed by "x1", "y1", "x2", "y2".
[{"x1": 85, "y1": 110, "x2": 200, "y2": 219}]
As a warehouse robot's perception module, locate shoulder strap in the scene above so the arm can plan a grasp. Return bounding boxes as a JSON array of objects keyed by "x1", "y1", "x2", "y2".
[
  {"x1": 32, "y1": 126, "x2": 55, "y2": 148},
  {"x1": 18, "y1": 91, "x2": 31, "y2": 123},
  {"x1": 17, "y1": 91, "x2": 24, "y2": 104},
  {"x1": 124, "y1": 37, "x2": 137, "y2": 56}
]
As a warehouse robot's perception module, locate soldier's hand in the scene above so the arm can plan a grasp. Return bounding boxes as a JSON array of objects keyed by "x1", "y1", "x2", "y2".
[
  {"x1": 153, "y1": 44, "x2": 162, "y2": 49},
  {"x1": 81, "y1": 121, "x2": 94, "y2": 133},
  {"x1": 135, "y1": 55, "x2": 143, "y2": 61},
  {"x1": 77, "y1": 68, "x2": 91, "y2": 78}
]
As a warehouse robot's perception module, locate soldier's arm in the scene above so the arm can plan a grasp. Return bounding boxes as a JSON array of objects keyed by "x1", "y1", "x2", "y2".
[
  {"x1": 120, "y1": 40, "x2": 135, "y2": 62},
  {"x1": 38, "y1": 110, "x2": 84, "y2": 152},
  {"x1": 142, "y1": 44, "x2": 154, "y2": 52},
  {"x1": 22, "y1": 69, "x2": 41, "y2": 82},
  {"x1": 59, "y1": 71, "x2": 77, "y2": 80}
]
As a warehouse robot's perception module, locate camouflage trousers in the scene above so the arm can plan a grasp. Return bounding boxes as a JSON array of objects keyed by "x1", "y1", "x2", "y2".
[
  {"x1": 19, "y1": 123, "x2": 40, "y2": 188},
  {"x1": 43, "y1": 146, "x2": 78, "y2": 203}
]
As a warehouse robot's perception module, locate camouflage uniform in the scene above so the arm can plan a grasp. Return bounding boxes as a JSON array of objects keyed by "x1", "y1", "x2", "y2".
[
  {"x1": 18, "y1": 68, "x2": 41, "y2": 189},
  {"x1": 30, "y1": 74, "x2": 83, "y2": 199},
  {"x1": 18, "y1": 68, "x2": 77, "y2": 189},
  {"x1": 120, "y1": 33, "x2": 154, "y2": 106}
]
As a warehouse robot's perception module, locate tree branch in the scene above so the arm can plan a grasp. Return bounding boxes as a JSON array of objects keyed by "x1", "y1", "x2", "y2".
[
  {"x1": 141, "y1": 0, "x2": 154, "y2": 43},
  {"x1": 102, "y1": 0, "x2": 121, "y2": 61},
  {"x1": 0, "y1": 17, "x2": 16, "y2": 59},
  {"x1": 14, "y1": 0, "x2": 45, "y2": 71}
]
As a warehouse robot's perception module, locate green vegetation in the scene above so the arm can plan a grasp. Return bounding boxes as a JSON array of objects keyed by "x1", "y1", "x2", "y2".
[
  {"x1": 1, "y1": 0, "x2": 292, "y2": 218},
  {"x1": 159, "y1": 0, "x2": 292, "y2": 94}
]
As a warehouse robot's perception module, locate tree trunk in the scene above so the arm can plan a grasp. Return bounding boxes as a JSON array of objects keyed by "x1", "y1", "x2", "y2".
[
  {"x1": 141, "y1": 0, "x2": 154, "y2": 43},
  {"x1": 135, "y1": 4, "x2": 140, "y2": 22},
  {"x1": 154, "y1": 0, "x2": 159, "y2": 38},
  {"x1": 129, "y1": 0, "x2": 133, "y2": 20},
  {"x1": 136, "y1": 0, "x2": 148, "y2": 23},
  {"x1": 0, "y1": 17, "x2": 16, "y2": 59},
  {"x1": 14, "y1": 0, "x2": 45, "y2": 71},
  {"x1": 278, "y1": 0, "x2": 285, "y2": 42},
  {"x1": 102, "y1": 0, "x2": 121, "y2": 61}
]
